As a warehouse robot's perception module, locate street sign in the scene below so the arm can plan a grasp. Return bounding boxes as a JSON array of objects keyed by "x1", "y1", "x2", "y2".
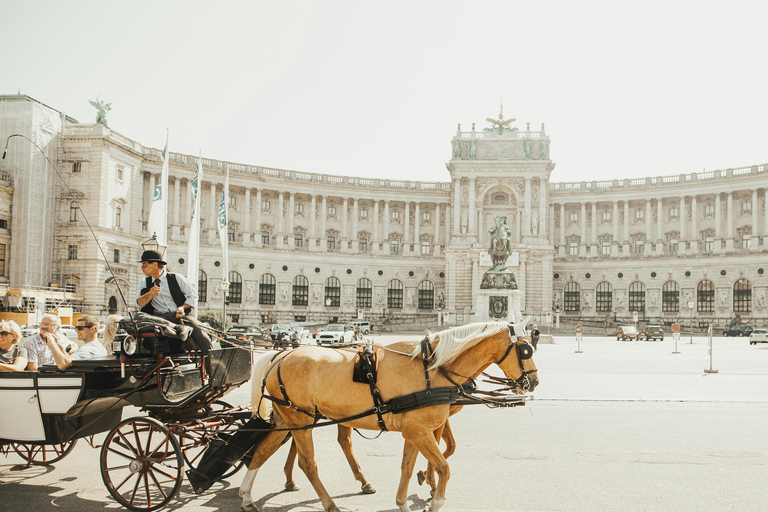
[
  {"x1": 575, "y1": 324, "x2": 583, "y2": 334},
  {"x1": 671, "y1": 323, "x2": 680, "y2": 333},
  {"x1": 633, "y1": 311, "x2": 638, "y2": 323},
  {"x1": 546, "y1": 311, "x2": 552, "y2": 325},
  {"x1": 443, "y1": 311, "x2": 449, "y2": 319},
  {"x1": 357, "y1": 309, "x2": 363, "y2": 319}
]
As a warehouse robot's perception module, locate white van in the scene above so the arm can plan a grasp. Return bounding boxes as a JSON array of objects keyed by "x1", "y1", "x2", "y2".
[{"x1": 349, "y1": 321, "x2": 371, "y2": 335}]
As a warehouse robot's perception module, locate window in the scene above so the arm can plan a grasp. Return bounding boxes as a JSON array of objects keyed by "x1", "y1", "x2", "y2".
[
  {"x1": 0, "y1": 219, "x2": 6, "y2": 230},
  {"x1": 596, "y1": 282, "x2": 612, "y2": 312},
  {"x1": 563, "y1": 282, "x2": 580, "y2": 312},
  {"x1": 669, "y1": 206, "x2": 679, "y2": 218},
  {"x1": 328, "y1": 206, "x2": 336, "y2": 216},
  {"x1": 568, "y1": 243, "x2": 578, "y2": 255},
  {"x1": 229, "y1": 196, "x2": 237, "y2": 207},
  {"x1": 327, "y1": 236, "x2": 336, "y2": 250},
  {"x1": 601, "y1": 241, "x2": 611, "y2": 255},
  {"x1": 742, "y1": 235, "x2": 751, "y2": 250},
  {"x1": 227, "y1": 271, "x2": 242, "y2": 304},
  {"x1": 261, "y1": 231, "x2": 270, "y2": 245},
  {"x1": 227, "y1": 227, "x2": 235, "y2": 242},
  {"x1": 418, "y1": 280, "x2": 434, "y2": 310},
  {"x1": 113, "y1": 249, "x2": 120, "y2": 263},
  {"x1": 68, "y1": 245, "x2": 78, "y2": 260},
  {"x1": 359, "y1": 238, "x2": 368, "y2": 252},
  {"x1": 602, "y1": 211, "x2": 611, "y2": 221},
  {"x1": 423, "y1": 212, "x2": 431, "y2": 221},
  {"x1": 390, "y1": 240, "x2": 400, "y2": 254},
  {"x1": 392, "y1": 210, "x2": 400, "y2": 220},
  {"x1": 72, "y1": 162, "x2": 82, "y2": 173},
  {"x1": 115, "y1": 206, "x2": 122, "y2": 228},
  {"x1": 0, "y1": 244, "x2": 5, "y2": 276},
  {"x1": 360, "y1": 209, "x2": 368, "y2": 218},
  {"x1": 292, "y1": 275, "x2": 309, "y2": 306},
  {"x1": 198, "y1": 270, "x2": 208, "y2": 303},
  {"x1": 634, "y1": 240, "x2": 644, "y2": 254},
  {"x1": 421, "y1": 241, "x2": 430, "y2": 254},
  {"x1": 65, "y1": 283, "x2": 76, "y2": 293},
  {"x1": 388, "y1": 280, "x2": 404, "y2": 309},
  {"x1": 325, "y1": 277, "x2": 341, "y2": 307},
  {"x1": 116, "y1": 166, "x2": 124, "y2": 182},
  {"x1": 262, "y1": 200, "x2": 271, "y2": 210},
  {"x1": 669, "y1": 239, "x2": 679, "y2": 254},
  {"x1": 259, "y1": 273, "x2": 276, "y2": 305},
  {"x1": 628, "y1": 281, "x2": 646, "y2": 313},
  {"x1": 697, "y1": 280, "x2": 714, "y2": 313},
  {"x1": 296, "y1": 203, "x2": 304, "y2": 214},
  {"x1": 294, "y1": 233, "x2": 303, "y2": 248},
  {"x1": 662, "y1": 281, "x2": 679, "y2": 313},
  {"x1": 569, "y1": 212, "x2": 578, "y2": 222},
  {"x1": 69, "y1": 202, "x2": 78, "y2": 222},
  {"x1": 704, "y1": 204, "x2": 714, "y2": 216},
  {"x1": 704, "y1": 237, "x2": 714, "y2": 252},
  {"x1": 229, "y1": 314, "x2": 240, "y2": 324},
  {"x1": 635, "y1": 210, "x2": 644, "y2": 220},
  {"x1": 357, "y1": 278, "x2": 372, "y2": 309},
  {"x1": 742, "y1": 201, "x2": 752, "y2": 214},
  {"x1": 108, "y1": 296, "x2": 118, "y2": 312},
  {"x1": 733, "y1": 279, "x2": 751, "y2": 313}
]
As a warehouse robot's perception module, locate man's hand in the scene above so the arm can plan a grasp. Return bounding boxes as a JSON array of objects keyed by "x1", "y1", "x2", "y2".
[
  {"x1": 176, "y1": 307, "x2": 186, "y2": 319},
  {"x1": 148, "y1": 285, "x2": 162, "y2": 298}
]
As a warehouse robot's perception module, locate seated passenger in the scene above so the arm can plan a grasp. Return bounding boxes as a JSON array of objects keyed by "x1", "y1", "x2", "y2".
[
  {"x1": 102, "y1": 314, "x2": 122, "y2": 349},
  {"x1": 0, "y1": 320, "x2": 28, "y2": 372},
  {"x1": 47, "y1": 315, "x2": 108, "y2": 370},
  {"x1": 24, "y1": 314, "x2": 77, "y2": 371}
]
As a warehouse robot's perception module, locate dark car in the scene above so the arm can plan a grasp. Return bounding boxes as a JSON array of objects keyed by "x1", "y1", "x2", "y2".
[
  {"x1": 642, "y1": 325, "x2": 664, "y2": 341},
  {"x1": 722, "y1": 325, "x2": 753, "y2": 337},
  {"x1": 616, "y1": 326, "x2": 639, "y2": 341}
]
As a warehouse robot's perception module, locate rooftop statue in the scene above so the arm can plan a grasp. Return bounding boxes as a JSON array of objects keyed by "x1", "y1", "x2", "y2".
[
  {"x1": 89, "y1": 95, "x2": 112, "y2": 125},
  {"x1": 485, "y1": 101, "x2": 516, "y2": 135}
]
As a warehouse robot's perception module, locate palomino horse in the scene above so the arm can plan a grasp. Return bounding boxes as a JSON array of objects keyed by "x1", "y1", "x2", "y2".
[{"x1": 239, "y1": 321, "x2": 538, "y2": 512}]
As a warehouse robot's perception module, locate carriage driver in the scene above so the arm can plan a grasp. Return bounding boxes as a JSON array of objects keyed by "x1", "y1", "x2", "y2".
[{"x1": 135, "y1": 250, "x2": 212, "y2": 370}]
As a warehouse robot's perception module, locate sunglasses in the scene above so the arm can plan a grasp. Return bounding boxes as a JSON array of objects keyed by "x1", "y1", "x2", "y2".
[
  {"x1": 0, "y1": 331, "x2": 9, "y2": 336},
  {"x1": 75, "y1": 325, "x2": 94, "y2": 331}
]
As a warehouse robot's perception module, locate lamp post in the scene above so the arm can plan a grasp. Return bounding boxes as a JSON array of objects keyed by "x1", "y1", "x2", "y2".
[
  {"x1": 220, "y1": 281, "x2": 230, "y2": 331},
  {"x1": 141, "y1": 233, "x2": 167, "y2": 258},
  {"x1": 687, "y1": 301, "x2": 694, "y2": 344},
  {"x1": 326, "y1": 298, "x2": 332, "y2": 323}
]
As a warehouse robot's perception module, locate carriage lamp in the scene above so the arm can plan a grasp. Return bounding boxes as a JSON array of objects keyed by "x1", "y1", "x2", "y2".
[{"x1": 141, "y1": 233, "x2": 167, "y2": 258}]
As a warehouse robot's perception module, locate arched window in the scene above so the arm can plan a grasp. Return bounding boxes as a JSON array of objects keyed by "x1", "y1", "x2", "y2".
[
  {"x1": 356, "y1": 278, "x2": 372, "y2": 309},
  {"x1": 292, "y1": 275, "x2": 309, "y2": 306},
  {"x1": 563, "y1": 282, "x2": 580, "y2": 312},
  {"x1": 108, "y1": 296, "x2": 118, "y2": 313},
  {"x1": 259, "y1": 273, "x2": 276, "y2": 305},
  {"x1": 628, "y1": 281, "x2": 645, "y2": 312},
  {"x1": 325, "y1": 277, "x2": 341, "y2": 307},
  {"x1": 662, "y1": 280, "x2": 679, "y2": 312},
  {"x1": 733, "y1": 279, "x2": 751, "y2": 312},
  {"x1": 596, "y1": 282, "x2": 612, "y2": 312},
  {"x1": 388, "y1": 280, "x2": 403, "y2": 309},
  {"x1": 69, "y1": 201, "x2": 78, "y2": 222},
  {"x1": 697, "y1": 280, "x2": 714, "y2": 313},
  {"x1": 418, "y1": 280, "x2": 435, "y2": 310},
  {"x1": 198, "y1": 270, "x2": 208, "y2": 303},
  {"x1": 227, "y1": 271, "x2": 242, "y2": 304}
]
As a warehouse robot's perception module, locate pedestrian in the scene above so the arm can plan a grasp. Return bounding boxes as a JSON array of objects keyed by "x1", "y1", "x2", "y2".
[{"x1": 530, "y1": 324, "x2": 540, "y2": 349}]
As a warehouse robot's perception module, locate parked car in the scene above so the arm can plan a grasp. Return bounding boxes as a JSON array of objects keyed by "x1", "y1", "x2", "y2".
[
  {"x1": 312, "y1": 326, "x2": 327, "y2": 339},
  {"x1": 722, "y1": 325, "x2": 753, "y2": 337},
  {"x1": 349, "y1": 321, "x2": 371, "y2": 335},
  {"x1": 289, "y1": 324, "x2": 311, "y2": 340},
  {"x1": 749, "y1": 328, "x2": 768, "y2": 345},
  {"x1": 316, "y1": 324, "x2": 355, "y2": 344},
  {"x1": 642, "y1": 325, "x2": 664, "y2": 341},
  {"x1": 21, "y1": 324, "x2": 39, "y2": 338},
  {"x1": 616, "y1": 326, "x2": 639, "y2": 341},
  {"x1": 59, "y1": 325, "x2": 78, "y2": 339},
  {"x1": 270, "y1": 323, "x2": 292, "y2": 340},
  {"x1": 227, "y1": 325, "x2": 267, "y2": 339}
]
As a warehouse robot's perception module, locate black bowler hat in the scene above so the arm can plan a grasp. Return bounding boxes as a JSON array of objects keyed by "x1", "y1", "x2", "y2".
[{"x1": 139, "y1": 250, "x2": 166, "y2": 265}]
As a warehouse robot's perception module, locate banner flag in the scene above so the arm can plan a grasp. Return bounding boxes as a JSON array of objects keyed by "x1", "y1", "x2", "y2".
[
  {"x1": 147, "y1": 129, "x2": 169, "y2": 246},
  {"x1": 186, "y1": 150, "x2": 203, "y2": 287},
  {"x1": 217, "y1": 171, "x2": 229, "y2": 284}
]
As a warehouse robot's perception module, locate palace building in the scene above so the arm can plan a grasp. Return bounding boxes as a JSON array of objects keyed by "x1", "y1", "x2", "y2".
[{"x1": 0, "y1": 94, "x2": 765, "y2": 329}]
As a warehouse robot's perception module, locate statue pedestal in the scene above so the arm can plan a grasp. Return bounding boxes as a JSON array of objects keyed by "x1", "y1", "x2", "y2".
[{"x1": 474, "y1": 289, "x2": 522, "y2": 323}]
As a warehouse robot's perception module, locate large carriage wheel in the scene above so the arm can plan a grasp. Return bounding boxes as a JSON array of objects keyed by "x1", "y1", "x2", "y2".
[
  {"x1": 11, "y1": 439, "x2": 77, "y2": 465},
  {"x1": 100, "y1": 417, "x2": 183, "y2": 511},
  {"x1": 179, "y1": 400, "x2": 246, "y2": 479}
]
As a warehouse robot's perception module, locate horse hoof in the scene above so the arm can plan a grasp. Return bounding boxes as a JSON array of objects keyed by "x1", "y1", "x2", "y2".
[
  {"x1": 361, "y1": 482, "x2": 376, "y2": 494},
  {"x1": 284, "y1": 482, "x2": 300, "y2": 491},
  {"x1": 241, "y1": 503, "x2": 259, "y2": 512},
  {"x1": 416, "y1": 470, "x2": 426, "y2": 486}
]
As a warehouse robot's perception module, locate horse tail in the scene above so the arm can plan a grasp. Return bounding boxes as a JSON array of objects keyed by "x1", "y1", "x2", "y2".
[{"x1": 250, "y1": 350, "x2": 280, "y2": 421}]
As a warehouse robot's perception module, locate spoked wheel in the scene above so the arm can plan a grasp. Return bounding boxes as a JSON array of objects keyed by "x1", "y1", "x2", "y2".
[
  {"x1": 178, "y1": 400, "x2": 246, "y2": 480},
  {"x1": 12, "y1": 439, "x2": 77, "y2": 465},
  {"x1": 100, "y1": 417, "x2": 183, "y2": 511}
]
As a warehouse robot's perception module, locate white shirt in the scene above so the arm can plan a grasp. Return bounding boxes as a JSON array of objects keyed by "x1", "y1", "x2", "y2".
[
  {"x1": 71, "y1": 340, "x2": 109, "y2": 360},
  {"x1": 135, "y1": 269, "x2": 198, "y2": 313}
]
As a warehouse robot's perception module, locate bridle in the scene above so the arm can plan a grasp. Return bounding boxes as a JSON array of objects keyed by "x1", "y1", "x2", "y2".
[{"x1": 492, "y1": 324, "x2": 538, "y2": 393}]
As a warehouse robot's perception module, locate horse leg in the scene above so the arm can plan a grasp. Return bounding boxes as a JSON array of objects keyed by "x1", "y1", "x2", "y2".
[
  {"x1": 408, "y1": 433, "x2": 451, "y2": 512},
  {"x1": 336, "y1": 424, "x2": 376, "y2": 494},
  {"x1": 282, "y1": 440, "x2": 300, "y2": 491},
  {"x1": 239, "y1": 429, "x2": 291, "y2": 512},
  {"x1": 418, "y1": 422, "x2": 447, "y2": 496},
  {"x1": 291, "y1": 428, "x2": 341, "y2": 512},
  {"x1": 395, "y1": 439, "x2": 421, "y2": 512}
]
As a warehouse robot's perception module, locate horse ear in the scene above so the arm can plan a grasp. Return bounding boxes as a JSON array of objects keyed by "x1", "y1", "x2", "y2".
[{"x1": 517, "y1": 316, "x2": 531, "y2": 332}]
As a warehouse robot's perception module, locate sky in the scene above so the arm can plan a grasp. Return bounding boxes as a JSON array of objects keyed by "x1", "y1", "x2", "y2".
[{"x1": 3, "y1": 1, "x2": 768, "y2": 184}]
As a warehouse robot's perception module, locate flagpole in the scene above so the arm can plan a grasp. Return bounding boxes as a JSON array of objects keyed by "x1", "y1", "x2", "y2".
[
  {"x1": 217, "y1": 170, "x2": 230, "y2": 330},
  {"x1": 186, "y1": 150, "x2": 202, "y2": 287}
]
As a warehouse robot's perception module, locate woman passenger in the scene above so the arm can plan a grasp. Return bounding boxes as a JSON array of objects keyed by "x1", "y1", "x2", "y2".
[
  {"x1": 0, "y1": 320, "x2": 28, "y2": 372},
  {"x1": 103, "y1": 315, "x2": 122, "y2": 350}
]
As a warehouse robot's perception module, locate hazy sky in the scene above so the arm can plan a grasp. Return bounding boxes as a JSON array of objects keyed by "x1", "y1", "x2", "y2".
[{"x1": 3, "y1": 1, "x2": 767, "y2": 184}]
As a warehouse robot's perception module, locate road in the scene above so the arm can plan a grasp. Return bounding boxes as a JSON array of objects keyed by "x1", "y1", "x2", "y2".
[{"x1": 1, "y1": 333, "x2": 767, "y2": 511}]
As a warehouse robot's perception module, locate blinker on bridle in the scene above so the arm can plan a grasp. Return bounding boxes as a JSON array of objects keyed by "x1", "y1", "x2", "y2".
[{"x1": 493, "y1": 323, "x2": 538, "y2": 392}]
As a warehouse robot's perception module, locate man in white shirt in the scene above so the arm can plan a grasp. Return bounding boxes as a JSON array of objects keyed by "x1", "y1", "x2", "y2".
[{"x1": 47, "y1": 315, "x2": 108, "y2": 369}]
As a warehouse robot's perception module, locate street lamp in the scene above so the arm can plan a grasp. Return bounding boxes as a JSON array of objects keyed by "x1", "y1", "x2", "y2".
[
  {"x1": 141, "y1": 233, "x2": 167, "y2": 258},
  {"x1": 220, "y1": 281, "x2": 230, "y2": 331},
  {"x1": 326, "y1": 298, "x2": 332, "y2": 323},
  {"x1": 687, "y1": 300, "x2": 694, "y2": 344}
]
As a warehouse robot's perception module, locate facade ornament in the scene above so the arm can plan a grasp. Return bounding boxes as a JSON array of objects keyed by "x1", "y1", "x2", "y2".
[
  {"x1": 485, "y1": 102, "x2": 516, "y2": 135},
  {"x1": 524, "y1": 140, "x2": 532, "y2": 160},
  {"x1": 469, "y1": 140, "x2": 477, "y2": 159},
  {"x1": 452, "y1": 138, "x2": 462, "y2": 159},
  {"x1": 89, "y1": 95, "x2": 112, "y2": 125},
  {"x1": 531, "y1": 211, "x2": 539, "y2": 235},
  {"x1": 481, "y1": 215, "x2": 517, "y2": 290},
  {"x1": 539, "y1": 140, "x2": 549, "y2": 159}
]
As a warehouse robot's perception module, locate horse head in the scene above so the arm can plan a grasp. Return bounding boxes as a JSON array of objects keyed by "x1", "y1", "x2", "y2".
[{"x1": 492, "y1": 317, "x2": 539, "y2": 393}]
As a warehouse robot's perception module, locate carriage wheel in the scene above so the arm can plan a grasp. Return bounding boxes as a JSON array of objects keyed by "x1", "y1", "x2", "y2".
[
  {"x1": 178, "y1": 400, "x2": 246, "y2": 479},
  {"x1": 100, "y1": 417, "x2": 183, "y2": 511},
  {"x1": 12, "y1": 439, "x2": 77, "y2": 465}
]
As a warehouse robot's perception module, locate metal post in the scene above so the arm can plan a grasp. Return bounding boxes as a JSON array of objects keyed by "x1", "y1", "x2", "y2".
[
  {"x1": 220, "y1": 281, "x2": 230, "y2": 331},
  {"x1": 704, "y1": 324, "x2": 718, "y2": 373},
  {"x1": 688, "y1": 301, "x2": 694, "y2": 344}
]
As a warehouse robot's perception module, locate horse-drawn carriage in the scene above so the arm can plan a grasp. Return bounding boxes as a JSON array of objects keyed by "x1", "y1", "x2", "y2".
[{"x1": 0, "y1": 317, "x2": 259, "y2": 511}]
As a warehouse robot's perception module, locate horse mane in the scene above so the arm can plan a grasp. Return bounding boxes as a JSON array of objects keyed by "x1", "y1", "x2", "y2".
[{"x1": 410, "y1": 321, "x2": 509, "y2": 370}]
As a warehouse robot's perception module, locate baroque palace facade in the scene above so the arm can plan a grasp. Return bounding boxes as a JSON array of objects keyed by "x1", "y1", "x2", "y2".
[{"x1": 0, "y1": 95, "x2": 766, "y2": 329}]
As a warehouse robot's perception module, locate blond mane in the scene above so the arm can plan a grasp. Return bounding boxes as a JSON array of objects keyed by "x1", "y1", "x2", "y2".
[{"x1": 410, "y1": 321, "x2": 509, "y2": 370}]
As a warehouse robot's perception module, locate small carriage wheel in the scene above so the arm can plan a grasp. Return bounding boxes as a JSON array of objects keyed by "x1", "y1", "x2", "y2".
[
  {"x1": 11, "y1": 439, "x2": 77, "y2": 465},
  {"x1": 179, "y1": 400, "x2": 246, "y2": 479},
  {"x1": 100, "y1": 417, "x2": 184, "y2": 511}
]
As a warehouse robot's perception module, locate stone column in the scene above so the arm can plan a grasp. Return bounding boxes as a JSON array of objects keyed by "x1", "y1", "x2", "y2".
[
  {"x1": 715, "y1": 193, "x2": 721, "y2": 238},
  {"x1": 591, "y1": 202, "x2": 597, "y2": 252},
  {"x1": 309, "y1": 194, "x2": 317, "y2": 250},
  {"x1": 287, "y1": 193, "x2": 295, "y2": 246},
  {"x1": 690, "y1": 195, "x2": 698, "y2": 252},
  {"x1": 453, "y1": 179, "x2": 461, "y2": 235},
  {"x1": 255, "y1": 188, "x2": 262, "y2": 248},
  {"x1": 468, "y1": 178, "x2": 476, "y2": 236},
  {"x1": 321, "y1": 196, "x2": 328, "y2": 251},
  {"x1": 373, "y1": 199, "x2": 380, "y2": 244},
  {"x1": 559, "y1": 203, "x2": 565, "y2": 256},
  {"x1": 243, "y1": 187, "x2": 252, "y2": 246},
  {"x1": 524, "y1": 177, "x2": 532, "y2": 237},
  {"x1": 623, "y1": 201, "x2": 630, "y2": 255},
  {"x1": 414, "y1": 202, "x2": 421, "y2": 254},
  {"x1": 277, "y1": 192, "x2": 285, "y2": 249},
  {"x1": 207, "y1": 182, "x2": 218, "y2": 244},
  {"x1": 341, "y1": 198, "x2": 349, "y2": 252},
  {"x1": 679, "y1": 196, "x2": 686, "y2": 242},
  {"x1": 752, "y1": 189, "x2": 758, "y2": 250},
  {"x1": 444, "y1": 204, "x2": 450, "y2": 246},
  {"x1": 726, "y1": 192, "x2": 734, "y2": 246},
  {"x1": 171, "y1": 177, "x2": 181, "y2": 240},
  {"x1": 549, "y1": 203, "x2": 555, "y2": 245},
  {"x1": 645, "y1": 199, "x2": 652, "y2": 254},
  {"x1": 183, "y1": 178, "x2": 191, "y2": 239},
  {"x1": 580, "y1": 202, "x2": 586, "y2": 255},
  {"x1": 352, "y1": 198, "x2": 359, "y2": 253},
  {"x1": 612, "y1": 201, "x2": 619, "y2": 256},
  {"x1": 657, "y1": 198, "x2": 664, "y2": 242},
  {"x1": 763, "y1": 188, "x2": 768, "y2": 239},
  {"x1": 404, "y1": 201, "x2": 411, "y2": 254},
  {"x1": 434, "y1": 203, "x2": 441, "y2": 246},
  {"x1": 539, "y1": 177, "x2": 547, "y2": 238},
  {"x1": 383, "y1": 200, "x2": 390, "y2": 254}
]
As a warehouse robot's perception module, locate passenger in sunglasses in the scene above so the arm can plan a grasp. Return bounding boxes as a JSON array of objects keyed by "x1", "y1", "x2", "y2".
[
  {"x1": 46, "y1": 315, "x2": 108, "y2": 370},
  {"x1": 0, "y1": 320, "x2": 27, "y2": 372}
]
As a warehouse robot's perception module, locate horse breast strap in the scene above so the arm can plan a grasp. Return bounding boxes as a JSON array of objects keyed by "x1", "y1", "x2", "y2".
[{"x1": 354, "y1": 343, "x2": 387, "y2": 431}]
